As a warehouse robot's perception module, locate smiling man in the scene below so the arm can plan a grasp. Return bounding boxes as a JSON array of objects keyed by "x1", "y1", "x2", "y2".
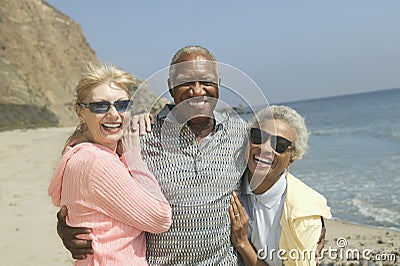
[
  {"x1": 166, "y1": 50, "x2": 220, "y2": 142},
  {"x1": 141, "y1": 46, "x2": 248, "y2": 265}
]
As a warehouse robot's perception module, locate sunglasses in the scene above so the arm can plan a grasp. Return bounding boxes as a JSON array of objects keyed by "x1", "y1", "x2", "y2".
[
  {"x1": 78, "y1": 100, "x2": 131, "y2": 114},
  {"x1": 250, "y1": 127, "x2": 293, "y2": 154}
]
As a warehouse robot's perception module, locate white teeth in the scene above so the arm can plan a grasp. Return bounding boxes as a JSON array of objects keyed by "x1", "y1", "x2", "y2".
[
  {"x1": 254, "y1": 155, "x2": 272, "y2": 165},
  {"x1": 103, "y1": 123, "x2": 121, "y2": 129},
  {"x1": 188, "y1": 101, "x2": 206, "y2": 106}
]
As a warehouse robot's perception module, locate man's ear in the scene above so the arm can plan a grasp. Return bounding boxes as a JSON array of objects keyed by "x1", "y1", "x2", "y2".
[{"x1": 168, "y1": 78, "x2": 174, "y2": 97}]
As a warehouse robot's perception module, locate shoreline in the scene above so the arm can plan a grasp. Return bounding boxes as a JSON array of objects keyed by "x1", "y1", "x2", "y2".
[
  {"x1": 1, "y1": 127, "x2": 399, "y2": 265},
  {"x1": 329, "y1": 216, "x2": 400, "y2": 233}
]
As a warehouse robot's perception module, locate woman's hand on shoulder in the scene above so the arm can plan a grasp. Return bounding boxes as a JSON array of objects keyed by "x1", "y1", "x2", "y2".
[
  {"x1": 130, "y1": 113, "x2": 154, "y2": 135},
  {"x1": 118, "y1": 113, "x2": 154, "y2": 155}
]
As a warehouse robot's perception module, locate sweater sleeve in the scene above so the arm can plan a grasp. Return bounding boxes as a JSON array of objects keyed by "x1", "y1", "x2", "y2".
[
  {"x1": 86, "y1": 148, "x2": 171, "y2": 234},
  {"x1": 120, "y1": 149, "x2": 167, "y2": 201}
]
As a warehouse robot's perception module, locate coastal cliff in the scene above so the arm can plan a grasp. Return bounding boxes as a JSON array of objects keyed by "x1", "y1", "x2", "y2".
[{"x1": 0, "y1": 0, "x2": 166, "y2": 131}]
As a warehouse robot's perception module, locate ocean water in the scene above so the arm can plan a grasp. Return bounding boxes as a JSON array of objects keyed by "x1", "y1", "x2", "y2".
[{"x1": 243, "y1": 88, "x2": 400, "y2": 230}]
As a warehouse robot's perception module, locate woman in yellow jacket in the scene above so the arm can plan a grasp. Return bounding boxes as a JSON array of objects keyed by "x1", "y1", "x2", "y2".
[{"x1": 230, "y1": 105, "x2": 332, "y2": 266}]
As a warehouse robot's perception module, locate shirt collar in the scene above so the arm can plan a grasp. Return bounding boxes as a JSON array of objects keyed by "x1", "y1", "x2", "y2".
[
  {"x1": 156, "y1": 103, "x2": 227, "y2": 131},
  {"x1": 242, "y1": 170, "x2": 287, "y2": 209}
]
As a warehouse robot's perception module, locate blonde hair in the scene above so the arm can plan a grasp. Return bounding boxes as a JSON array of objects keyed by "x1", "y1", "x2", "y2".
[
  {"x1": 62, "y1": 63, "x2": 135, "y2": 153},
  {"x1": 248, "y1": 105, "x2": 309, "y2": 160}
]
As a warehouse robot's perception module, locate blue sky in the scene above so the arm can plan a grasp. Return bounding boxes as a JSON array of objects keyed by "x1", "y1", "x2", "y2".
[{"x1": 45, "y1": 0, "x2": 400, "y2": 104}]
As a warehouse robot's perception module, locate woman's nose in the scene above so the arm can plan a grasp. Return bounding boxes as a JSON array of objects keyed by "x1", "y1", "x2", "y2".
[
  {"x1": 260, "y1": 138, "x2": 274, "y2": 153},
  {"x1": 107, "y1": 105, "x2": 119, "y2": 117}
]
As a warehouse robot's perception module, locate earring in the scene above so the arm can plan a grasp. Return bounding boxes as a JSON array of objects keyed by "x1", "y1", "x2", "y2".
[{"x1": 77, "y1": 121, "x2": 87, "y2": 133}]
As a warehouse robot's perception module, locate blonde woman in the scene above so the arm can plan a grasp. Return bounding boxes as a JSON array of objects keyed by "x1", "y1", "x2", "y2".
[{"x1": 48, "y1": 63, "x2": 171, "y2": 265}]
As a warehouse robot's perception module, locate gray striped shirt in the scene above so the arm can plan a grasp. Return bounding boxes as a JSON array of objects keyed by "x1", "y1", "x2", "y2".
[{"x1": 141, "y1": 104, "x2": 247, "y2": 265}]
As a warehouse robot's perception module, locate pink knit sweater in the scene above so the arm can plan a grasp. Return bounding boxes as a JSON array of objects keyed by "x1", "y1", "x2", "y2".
[{"x1": 48, "y1": 142, "x2": 171, "y2": 265}]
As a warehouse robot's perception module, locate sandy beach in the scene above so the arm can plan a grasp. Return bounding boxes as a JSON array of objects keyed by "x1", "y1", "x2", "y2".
[{"x1": 1, "y1": 127, "x2": 399, "y2": 265}]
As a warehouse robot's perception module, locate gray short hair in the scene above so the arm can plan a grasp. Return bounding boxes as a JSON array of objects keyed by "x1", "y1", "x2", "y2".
[
  {"x1": 248, "y1": 105, "x2": 309, "y2": 160},
  {"x1": 170, "y1": 45, "x2": 217, "y2": 65}
]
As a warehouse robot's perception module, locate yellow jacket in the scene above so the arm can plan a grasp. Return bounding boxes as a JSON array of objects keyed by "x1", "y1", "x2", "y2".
[{"x1": 279, "y1": 172, "x2": 332, "y2": 266}]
